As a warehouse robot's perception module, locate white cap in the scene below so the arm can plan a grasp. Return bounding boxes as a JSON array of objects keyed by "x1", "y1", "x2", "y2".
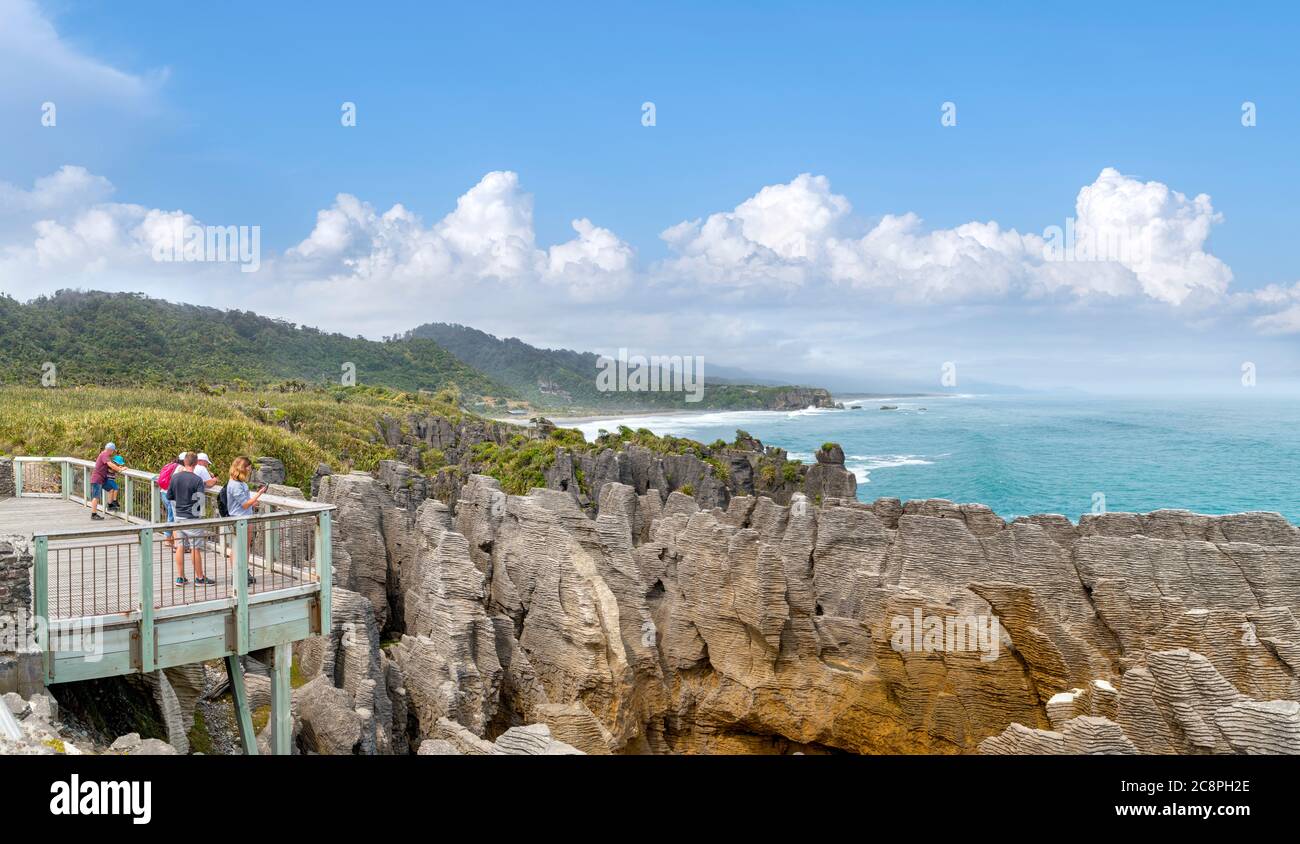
[
  {"x1": 106, "y1": 442, "x2": 117, "y2": 451},
  {"x1": 197, "y1": 453, "x2": 210, "y2": 463},
  {"x1": 178, "y1": 451, "x2": 187, "y2": 461}
]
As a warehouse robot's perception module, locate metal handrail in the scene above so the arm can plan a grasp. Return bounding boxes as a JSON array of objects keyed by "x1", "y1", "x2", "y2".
[{"x1": 38, "y1": 506, "x2": 329, "y2": 542}]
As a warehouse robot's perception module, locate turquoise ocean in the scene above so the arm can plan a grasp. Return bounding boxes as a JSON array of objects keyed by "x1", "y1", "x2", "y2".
[{"x1": 574, "y1": 395, "x2": 1300, "y2": 524}]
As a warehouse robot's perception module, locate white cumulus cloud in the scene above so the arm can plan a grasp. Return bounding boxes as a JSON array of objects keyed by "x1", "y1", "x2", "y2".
[{"x1": 656, "y1": 167, "x2": 1232, "y2": 307}]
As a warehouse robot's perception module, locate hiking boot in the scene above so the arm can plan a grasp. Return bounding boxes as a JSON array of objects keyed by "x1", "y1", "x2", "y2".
[{"x1": 91, "y1": 512, "x2": 105, "y2": 521}]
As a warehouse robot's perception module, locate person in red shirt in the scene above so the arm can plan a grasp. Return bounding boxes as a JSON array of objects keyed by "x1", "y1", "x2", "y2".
[{"x1": 89, "y1": 442, "x2": 118, "y2": 521}]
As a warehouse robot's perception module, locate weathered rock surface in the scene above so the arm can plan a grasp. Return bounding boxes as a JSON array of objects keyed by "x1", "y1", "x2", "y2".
[
  {"x1": 373, "y1": 414, "x2": 854, "y2": 514},
  {"x1": 298, "y1": 467, "x2": 1299, "y2": 755},
  {"x1": 415, "y1": 719, "x2": 584, "y2": 755},
  {"x1": 0, "y1": 691, "x2": 104, "y2": 755}
]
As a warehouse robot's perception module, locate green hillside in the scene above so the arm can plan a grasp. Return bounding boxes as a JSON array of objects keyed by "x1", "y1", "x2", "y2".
[
  {"x1": 405, "y1": 322, "x2": 832, "y2": 411},
  {"x1": 0, "y1": 291, "x2": 514, "y2": 399}
]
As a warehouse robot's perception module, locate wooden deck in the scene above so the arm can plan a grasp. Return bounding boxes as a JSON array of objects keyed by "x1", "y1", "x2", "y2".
[
  {"x1": 4, "y1": 457, "x2": 334, "y2": 753},
  {"x1": 0, "y1": 496, "x2": 315, "y2": 620},
  {"x1": 0, "y1": 495, "x2": 97, "y2": 534}
]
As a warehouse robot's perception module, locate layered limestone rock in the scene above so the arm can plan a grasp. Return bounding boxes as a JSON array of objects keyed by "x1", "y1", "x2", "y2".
[
  {"x1": 416, "y1": 718, "x2": 584, "y2": 755},
  {"x1": 372, "y1": 412, "x2": 854, "y2": 514},
  {"x1": 299, "y1": 465, "x2": 1299, "y2": 755},
  {"x1": 295, "y1": 586, "x2": 403, "y2": 754}
]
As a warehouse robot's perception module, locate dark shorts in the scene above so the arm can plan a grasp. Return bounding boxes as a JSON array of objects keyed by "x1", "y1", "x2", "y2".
[{"x1": 89, "y1": 480, "x2": 117, "y2": 501}]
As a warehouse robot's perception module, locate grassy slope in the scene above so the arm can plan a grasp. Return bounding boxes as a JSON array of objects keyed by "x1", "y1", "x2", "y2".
[
  {"x1": 0, "y1": 384, "x2": 466, "y2": 493},
  {"x1": 0, "y1": 291, "x2": 515, "y2": 399}
]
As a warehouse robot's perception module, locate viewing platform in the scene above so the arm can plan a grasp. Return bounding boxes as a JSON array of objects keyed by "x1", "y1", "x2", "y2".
[{"x1": 0, "y1": 456, "x2": 334, "y2": 754}]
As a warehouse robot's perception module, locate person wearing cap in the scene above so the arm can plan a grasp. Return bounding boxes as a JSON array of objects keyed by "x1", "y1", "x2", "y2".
[
  {"x1": 193, "y1": 453, "x2": 222, "y2": 489},
  {"x1": 167, "y1": 452, "x2": 213, "y2": 586},
  {"x1": 89, "y1": 442, "x2": 118, "y2": 521}
]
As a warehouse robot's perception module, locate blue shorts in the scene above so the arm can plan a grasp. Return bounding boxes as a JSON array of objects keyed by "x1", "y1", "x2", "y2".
[
  {"x1": 90, "y1": 480, "x2": 117, "y2": 501},
  {"x1": 163, "y1": 498, "x2": 177, "y2": 536}
]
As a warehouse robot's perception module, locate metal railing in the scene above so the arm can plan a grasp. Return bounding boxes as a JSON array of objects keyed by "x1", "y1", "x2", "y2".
[{"x1": 13, "y1": 457, "x2": 333, "y2": 674}]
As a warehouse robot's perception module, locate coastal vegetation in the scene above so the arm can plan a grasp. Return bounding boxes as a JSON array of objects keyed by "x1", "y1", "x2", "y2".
[
  {"x1": 0, "y1": 382, "x2": 787, "y2": 499},
  {"x1": 0, "y1": 292, "x2": 835, "y2": 414},
  {"x1": 0, "y1": 383, "x2": 462, "y2": 492},
  {"x1": 0, "y1": 291, "x2": 512, "y2": 399}
]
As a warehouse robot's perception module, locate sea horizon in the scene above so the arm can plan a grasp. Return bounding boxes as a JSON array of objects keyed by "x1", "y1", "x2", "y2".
[{"x1": 556, "y1": 393, "x2": 1300, "y2": 524}]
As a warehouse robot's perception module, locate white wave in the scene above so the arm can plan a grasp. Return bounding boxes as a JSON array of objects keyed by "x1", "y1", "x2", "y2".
[
  {"x1": 848, "y1": 454, "x2": 934, "y2": 468},
  {"x1": 786, "y1": 405, "x2": 845, "y2": 418},
  {"x1": 571, "y1": 409, "x2": 791, "y2": 442},
  {"x1": 845, "y1": 454, "x2": 935, "y2": 484}
]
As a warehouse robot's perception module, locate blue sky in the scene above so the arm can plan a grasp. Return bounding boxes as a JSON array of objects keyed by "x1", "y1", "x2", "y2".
[{"x1": 2, "y1": 0, "x2": 1298, "y2": 392}]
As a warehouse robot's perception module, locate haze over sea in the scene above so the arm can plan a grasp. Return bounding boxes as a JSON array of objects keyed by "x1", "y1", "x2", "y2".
[{"x1": 575, "y1": 395, "x2": 1300, "y2": 524}]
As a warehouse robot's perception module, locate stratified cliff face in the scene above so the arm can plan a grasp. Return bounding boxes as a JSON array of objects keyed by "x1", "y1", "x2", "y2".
[{"x1": 303, "y1": 471, "x2": 1300, "y2": 755}]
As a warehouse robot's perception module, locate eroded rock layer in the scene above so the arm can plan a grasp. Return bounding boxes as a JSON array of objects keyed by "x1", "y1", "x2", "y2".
[{"x1": 300, "y1": 470, "x2": 1300, "y2": 755}]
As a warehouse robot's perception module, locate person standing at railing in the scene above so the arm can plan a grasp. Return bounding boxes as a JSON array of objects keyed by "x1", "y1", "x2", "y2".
[
  {"x1": 167, "y1": 452, "x2": 213, "y2": 586},
  {"x1": 157, "y1": 452, "x2": 186, "y2": 548},
  {"x1": 89, "y1": 442, "x2": 118, "y2": 521},
  {"x1": 224, "y1": 456, "x2": 267, "y2": 586},
  {"x1": 194, "y1": 453, "x2": 222, "y2": 491},
  {"x1": 107, "y1": 454, "x2": 127, "y2": 512}
]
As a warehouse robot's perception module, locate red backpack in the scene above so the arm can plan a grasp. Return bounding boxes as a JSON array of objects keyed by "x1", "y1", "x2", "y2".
[{"x1": 157, "y1": 461, "x2": 179, "y2": 491}]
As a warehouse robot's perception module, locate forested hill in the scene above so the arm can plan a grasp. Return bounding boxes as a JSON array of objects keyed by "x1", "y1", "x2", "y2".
[
  {"x1": 405, "y1": 322, "x2": 838, "y2": 410},
  {"x1": 0, "y1": 291, "x2": 513, "y2": 398}
]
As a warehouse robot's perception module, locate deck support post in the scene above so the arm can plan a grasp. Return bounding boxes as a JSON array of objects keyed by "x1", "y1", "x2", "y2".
[
  {"x1": 33, "y1": 535, "x2": 49, "y2": 683},
  {"x1": 225, "y1": 655, "x2": 260, "y2": 755},
  {"x1": 61, "y1": 461, "x2": 71, "y2": 501},
  {"x1": 316, "y1": 510, "x2": 331, "y2": 634},
  {"x1": 269, "y1": 642, "x2": 293, "y2": 755},
  {"x1": 263, "y1": 505, "x2": 279, "y2": 572},
  {"x1": 139, "y1": 528, "x2": 155, "y2": 673},
  {"x1": 13, "y1": 461, "x2": 22, "y2": 498},
  {"x1": 235, "y1": 519, "x2": 249, "y2": 654}
]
